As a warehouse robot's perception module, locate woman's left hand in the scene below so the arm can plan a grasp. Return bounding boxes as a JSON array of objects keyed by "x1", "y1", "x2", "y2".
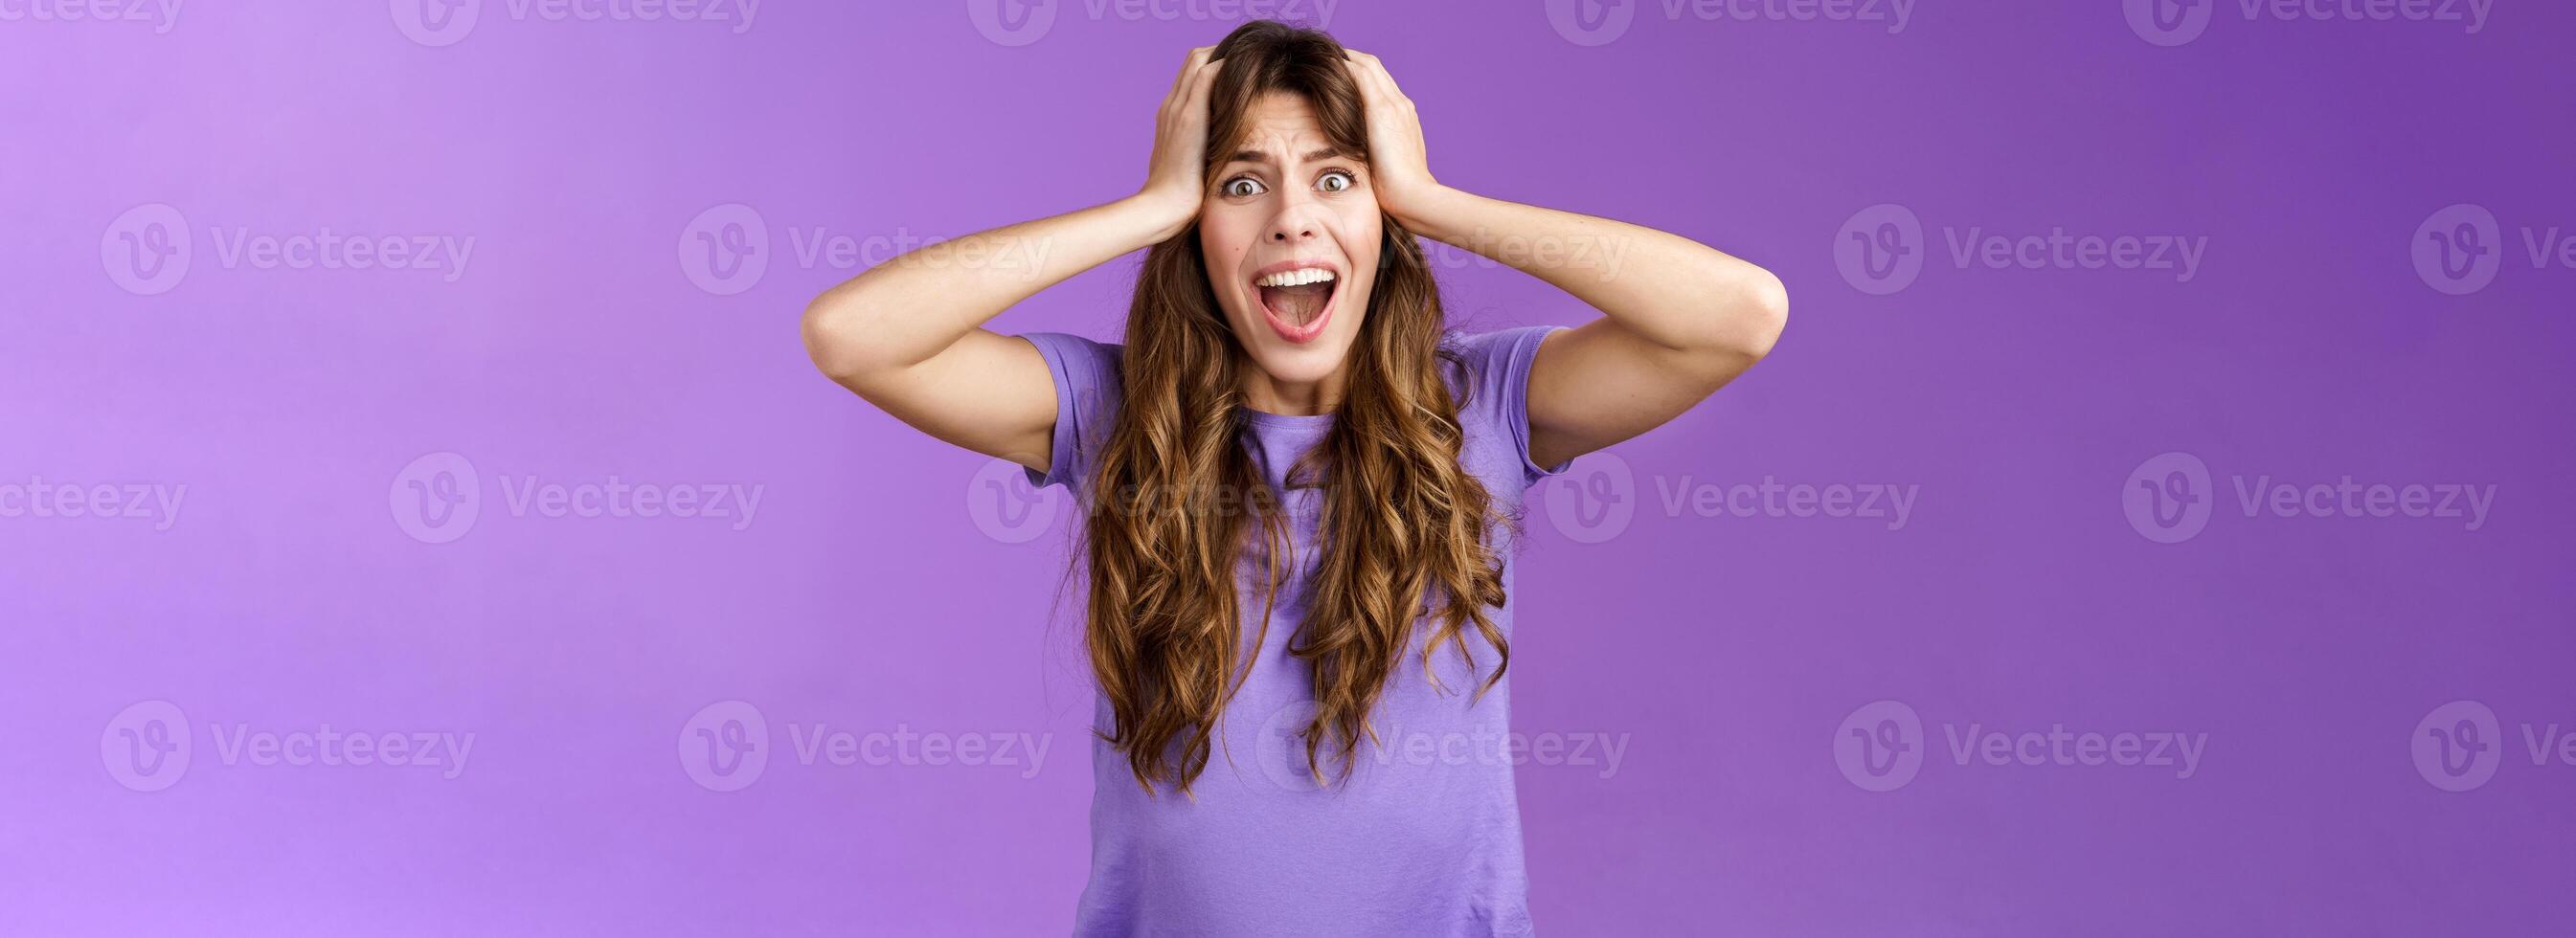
[{"x1": 1344, "y1": 50, "x2": 1447, "y2": 232}]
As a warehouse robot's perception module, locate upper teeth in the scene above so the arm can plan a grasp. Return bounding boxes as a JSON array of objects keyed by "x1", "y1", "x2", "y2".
[{"x1": 1256, "y1": 268, "x2": 1337, "y2": 287}]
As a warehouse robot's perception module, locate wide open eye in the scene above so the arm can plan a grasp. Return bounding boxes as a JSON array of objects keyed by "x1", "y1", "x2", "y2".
[
  {"x1": 1222, "y1": 176, "x2": 1267, "y2": 198},
  {"x1": 1317, "y1": 170, "x2": 1355, "y2": 193}
]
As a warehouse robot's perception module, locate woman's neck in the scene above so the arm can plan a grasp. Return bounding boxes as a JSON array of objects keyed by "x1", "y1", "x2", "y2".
[{"x1": 1235, "y1": 354, "x2": 1350, "y2": 417}]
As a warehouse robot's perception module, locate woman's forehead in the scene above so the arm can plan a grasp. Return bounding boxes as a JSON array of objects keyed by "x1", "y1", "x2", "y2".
[{"x1": 1222, "y1": 94, "x2": 1356, "y2": 165}]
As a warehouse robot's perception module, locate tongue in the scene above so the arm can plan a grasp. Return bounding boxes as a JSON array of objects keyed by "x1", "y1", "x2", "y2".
[{"x1": 1262, "y1": 282, "x2": 1331, "y2": 325}]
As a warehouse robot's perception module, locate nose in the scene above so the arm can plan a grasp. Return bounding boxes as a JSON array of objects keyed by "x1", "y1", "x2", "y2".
[
  {"x1": 1265, "y1": 189, "x2": 1324, "y2": 243},
  {"x1": 1267, "y1": 215, "x2": 1318, "y2": 243}
]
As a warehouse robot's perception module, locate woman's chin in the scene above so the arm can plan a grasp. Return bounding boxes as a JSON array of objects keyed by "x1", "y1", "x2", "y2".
[{"x1": 1240, "y1": 334, "x2": 1354, "y2": 386}]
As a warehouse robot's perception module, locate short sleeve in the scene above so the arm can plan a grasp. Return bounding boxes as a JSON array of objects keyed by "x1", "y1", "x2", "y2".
[
  {"x1": 1015, "y1": 331, "x2": 1124, "y2": 497},
  {"x1": 1446, "y1": 324, "x2": 1574, "y2": 490}
]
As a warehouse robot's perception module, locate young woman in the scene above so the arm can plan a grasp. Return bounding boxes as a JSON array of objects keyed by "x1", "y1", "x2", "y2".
[{"x1": 802, "y1": 21, "x2": 1785, "y2": 936}]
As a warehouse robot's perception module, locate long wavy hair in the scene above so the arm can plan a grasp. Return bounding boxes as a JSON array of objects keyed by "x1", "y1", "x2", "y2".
[{"x1": 1082, "y1": 20, "x2": 1515, "y2": 796}]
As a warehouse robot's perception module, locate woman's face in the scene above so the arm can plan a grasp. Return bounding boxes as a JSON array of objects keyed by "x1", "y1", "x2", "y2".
[{"x1": 1199, "y1": 91, "x2": 1383, "y2": 389}]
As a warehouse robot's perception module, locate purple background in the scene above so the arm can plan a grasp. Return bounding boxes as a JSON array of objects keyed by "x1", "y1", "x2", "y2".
[{"x1": 6, "y1": 1, "x2": 2572, "y2": 934}]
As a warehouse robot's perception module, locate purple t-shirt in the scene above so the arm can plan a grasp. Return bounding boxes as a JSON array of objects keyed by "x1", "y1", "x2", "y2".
[{"x1": 1016, "y1": 324, "x2": 1573, "y2": 937}]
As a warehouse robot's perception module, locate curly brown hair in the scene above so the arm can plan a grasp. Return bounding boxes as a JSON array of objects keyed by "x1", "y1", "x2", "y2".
[{"x1": 1081, "y1": 20, "x2": 1516, "y2": 797}]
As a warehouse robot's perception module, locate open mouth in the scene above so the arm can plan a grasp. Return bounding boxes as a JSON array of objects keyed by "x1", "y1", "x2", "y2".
[{"x1": 1252, "y1": 263, "x2": 1338, "y2": 344}]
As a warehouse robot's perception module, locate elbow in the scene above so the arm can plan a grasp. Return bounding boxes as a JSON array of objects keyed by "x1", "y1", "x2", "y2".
[
  {"x1": 801, "y1": 287, "x2": 885, "y2": 386},
  {"x1": 1740, "y1": 267, "x2": 1788, "y2": 361},
  {"x1": 1692, "y1": 266, "x2": 1786, "y2": 364}
]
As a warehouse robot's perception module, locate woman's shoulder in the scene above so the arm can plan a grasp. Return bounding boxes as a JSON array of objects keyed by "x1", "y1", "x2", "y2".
[
  {"x1": 1439, "y1": 324, "x2": 1566, "y2": 414},
  {"x1": 1018, "y1": 330, "x2": 1125, "y2": 371},
  {"x1": 1016, "y1": 330, "x2": 1127, "y2": 407},
  {"x1": 1440, "y1": 324, "x2": 1573, "y2": 491},
  {"x1": 1013, "y1": 331, "x2": 1126, "y2": 493}
]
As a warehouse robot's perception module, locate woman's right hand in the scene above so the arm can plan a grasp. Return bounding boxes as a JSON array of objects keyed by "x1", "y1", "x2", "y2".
[{"x1": 1138, "y1": 46, "x2": 1222, "y2": 239}]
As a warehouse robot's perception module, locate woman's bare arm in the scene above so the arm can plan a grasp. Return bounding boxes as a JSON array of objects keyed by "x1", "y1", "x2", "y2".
[
  {"x1": 1344, "y1": 51, "x2": 1789, "y2": 469},
  {"x1": 801, "y1": 48, "x2": 1222, "y2": 473}
]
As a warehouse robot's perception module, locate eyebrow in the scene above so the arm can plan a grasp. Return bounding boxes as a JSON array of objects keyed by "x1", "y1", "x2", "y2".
[{"x1": 1224, "y1": 147, "x2": 1353, "y2": 166}]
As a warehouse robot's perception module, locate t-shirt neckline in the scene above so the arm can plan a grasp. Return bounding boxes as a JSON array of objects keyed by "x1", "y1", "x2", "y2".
[{"x1": 1240, "y1": 406, "x2": 1336, "y2": 430}]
